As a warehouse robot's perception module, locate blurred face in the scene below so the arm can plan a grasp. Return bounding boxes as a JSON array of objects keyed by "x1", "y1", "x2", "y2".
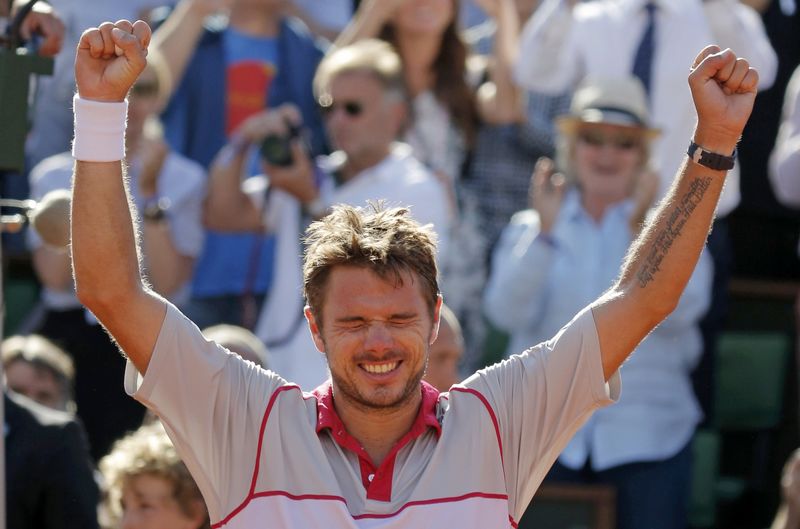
[
  {"x1": 127, "y1": 72, "x2": 161, "y2": 136},
  {"x1": 572, "y1": 123, "x2": 646, "y2": 203},
  {"x1": 120, "y1": 474, "x2": 202, "y2": 529},
  {"x1": 5, "y1": 360, "x2": 66, "y2": 411},
  {"x1": 307, "y1": 266, "x2": 441, "y2": 412},
  {"x1": 321, "y1": 72, "x2": 404, "y2": 164},
  {"x1": 423, "y1": 318, "x2": 463, "y2": 392},
  {"x1": 394, "y1": 0, "x2": 454, "y2": 36}
]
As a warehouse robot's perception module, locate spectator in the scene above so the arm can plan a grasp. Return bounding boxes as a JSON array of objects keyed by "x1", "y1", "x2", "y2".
[
  {"x1": 335, "y1": 0, "x2": 522, "y2": 365},
  {"x1": 204, "y1": 39, "x2": 452, "y2": 388},
  {"x1": 99, "y1": 421, "x2": 209, "y2": 529},
  {"x1": 484, "y1": 76, "x2": 712, "y2": 529},
  {"x1": 423, "y1": 302, "x2": 464, "y2": 392},
  {"x1": 202, "y1": 323, "x2": 271, "y2": 368},
  {"x1": 149, "y1": 0, "x2": 327, "y2": 330},
  {"x1": 69, "y1": 22, "x2": 757, "y2": 526},
  {"x1": 462, "y1": 0, "x2": 572, "y2": 261},
  {"x1": 514, "y1": 0, "x2": 777, "y2": 423},
  {"x1": 26, "y1": 62, "x2": 205, "y2": 460},
  {"x1": 2, "y1": 334, "x2": 75, "y2": 412},
  {"x1": 25, "y1": 0, "x2": 161, "y2": 169},
  {"x1": 5, "y1": 390, "x2": 99, "y2": 529}
]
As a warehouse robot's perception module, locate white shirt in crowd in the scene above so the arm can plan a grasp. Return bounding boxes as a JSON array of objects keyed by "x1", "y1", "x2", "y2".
[{"x1": 514, "y1": 0, "x2": 778, "y2": 217}]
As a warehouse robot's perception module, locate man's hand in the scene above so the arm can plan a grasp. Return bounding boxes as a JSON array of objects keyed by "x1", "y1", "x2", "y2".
[
  {"x1": 75, "y1": 20, "x2": 151, "y2": 103},
  {"x1": 688, "y1": 45, "x2": 759, "y2": 153},
  {"x1": 17, "y1": 2, "x2": 65, "y2": 57},
  {"x1": 530, "y1": 157, "x2": 566, "y2": 234}
]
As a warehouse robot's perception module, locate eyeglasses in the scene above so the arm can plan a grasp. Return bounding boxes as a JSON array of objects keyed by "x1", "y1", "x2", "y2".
[
  {"x1": 318, "y1": 99, "x2": 364, "y2": 119},
  {"x1": 577, "y1": 130, "x2": 641, "y2": 151}
]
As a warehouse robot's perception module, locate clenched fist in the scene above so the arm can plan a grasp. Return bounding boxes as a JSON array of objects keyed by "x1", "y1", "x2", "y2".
[{"x1": 75, "y1": 20, "x2": 151, "y2": 103}]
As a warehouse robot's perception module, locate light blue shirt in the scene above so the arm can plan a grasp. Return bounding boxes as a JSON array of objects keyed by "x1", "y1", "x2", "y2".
[{"x1": 484, "y1": 190, "x2": 712, "y2": 470}]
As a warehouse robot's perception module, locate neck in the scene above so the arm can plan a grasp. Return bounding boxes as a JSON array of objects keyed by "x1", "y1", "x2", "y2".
[
  {"x1": 395, "y1": 33, "x2": 440, "y2": 97},
  {"x1": 333, "y1": 387, "x2": 422, "y2": 466},
  {"x1": 339, "y1": 147, "x2": 391, "y2": 182},
  {"x1": 581, "y1": 193, "x2": 621, "y2": 222},
  {"x1": 229, "y1": 5, "x2": 280, "y2": 36}
]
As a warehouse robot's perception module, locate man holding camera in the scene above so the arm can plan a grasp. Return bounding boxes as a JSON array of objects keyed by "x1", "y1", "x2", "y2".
[{"x1": 204, "y1": 39, "x2": 452, "y2": 388}]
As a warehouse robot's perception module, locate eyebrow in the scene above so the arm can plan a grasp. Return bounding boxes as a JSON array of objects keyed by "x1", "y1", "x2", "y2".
[{"x1": 334, "y1": 312, "x2": 419, "y2": 324}]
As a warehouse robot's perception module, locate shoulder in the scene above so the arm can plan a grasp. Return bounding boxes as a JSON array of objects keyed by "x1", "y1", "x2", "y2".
[{"x1": 280, "y1": 16, "x2": 328, "y2": 54}]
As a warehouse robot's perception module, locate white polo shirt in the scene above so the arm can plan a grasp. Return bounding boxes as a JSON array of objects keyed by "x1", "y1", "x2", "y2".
[{"x1": 125, "y1": 303, "x2": 619, "y2": 528}]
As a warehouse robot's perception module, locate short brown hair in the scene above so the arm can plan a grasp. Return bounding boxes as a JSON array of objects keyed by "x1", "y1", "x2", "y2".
[{"x1": 303, "y1": 203, "x2": 439, "y2": 321}]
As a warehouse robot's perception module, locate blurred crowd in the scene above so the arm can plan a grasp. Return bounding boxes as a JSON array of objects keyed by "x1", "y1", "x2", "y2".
[{"x1": 2, "y1": 0, "x2": 799, "y2": 528}]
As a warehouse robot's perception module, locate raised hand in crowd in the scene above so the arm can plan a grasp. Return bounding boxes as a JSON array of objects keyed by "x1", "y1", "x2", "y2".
[
  {"x1": 529, "y1": 157, "x2": 566, "y2": 234},
  {"x1": 772, "y1": 448, "x2": 800, "y2": 529},
  {"x1": 6, "y1": 0, "x2": 65, "y2": 56},
  {"x1": 204, "y1": 103, "x2": 318, "y2": 233}
]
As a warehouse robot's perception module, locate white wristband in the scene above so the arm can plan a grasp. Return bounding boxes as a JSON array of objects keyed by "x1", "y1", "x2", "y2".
[{"x1": 71, "y1": 95, "x2": 128, "y2": 162}]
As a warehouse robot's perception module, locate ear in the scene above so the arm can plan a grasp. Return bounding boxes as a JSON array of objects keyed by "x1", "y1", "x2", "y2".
[
  {"x1": 305, "y1": 306, "x2": 326, "y2": 354},
  {"x1": 429, "y1": 295, "x2": 443, "y2": 346}
]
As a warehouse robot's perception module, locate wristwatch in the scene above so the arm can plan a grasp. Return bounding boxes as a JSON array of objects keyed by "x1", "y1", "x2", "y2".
[
  {"x1": 142, "y1": 197, "x2": 171, "y2": 223},
  {"x1": 687, "y1": 141, "x2": 736, "y2": 171}
]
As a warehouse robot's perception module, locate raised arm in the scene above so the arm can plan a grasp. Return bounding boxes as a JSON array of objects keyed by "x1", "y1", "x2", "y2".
[
  {"x1": 149, "y1": 0, "x2": 228, "y2": 100},
  {"x1": 71, "y1": 20, "x2": 166, "y2": 375},
  {"x1": 592, "y1": 46, "x2": 758, "y2": 380},
  {"x1": 474, "y1": 0, "x2": 524, "y2": 124},
  {"x1": 332, "y1": 0, "x2": 404, "y2": 49}
]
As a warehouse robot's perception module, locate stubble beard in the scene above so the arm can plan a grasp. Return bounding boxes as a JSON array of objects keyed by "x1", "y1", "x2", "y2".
[{"x1": 326, "y1": 347, "x2": 427, "y2": 413}]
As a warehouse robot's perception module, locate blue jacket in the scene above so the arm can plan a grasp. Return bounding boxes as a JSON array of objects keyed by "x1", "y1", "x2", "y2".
[{"x1": 159, "y1": 15, "x2": 327, "y2": 299}]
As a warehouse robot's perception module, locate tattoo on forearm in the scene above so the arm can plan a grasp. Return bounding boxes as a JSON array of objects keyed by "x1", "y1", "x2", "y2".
[{"x1": 636, "y1": 176, "x2": 712, "y2": 287}]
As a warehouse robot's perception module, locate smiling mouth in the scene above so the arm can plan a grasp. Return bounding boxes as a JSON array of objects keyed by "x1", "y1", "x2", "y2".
[{"x1": 361, "y1": 361, "x2": 401, "y2": 375}]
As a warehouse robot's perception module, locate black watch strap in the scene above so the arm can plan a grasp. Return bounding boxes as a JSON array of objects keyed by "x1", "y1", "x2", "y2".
[{"x1": 687, "y1": 141, "x2": 736, "y2": 171}]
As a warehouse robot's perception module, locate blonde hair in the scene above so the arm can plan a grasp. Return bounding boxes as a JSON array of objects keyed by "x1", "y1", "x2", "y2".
[
  {"x1": 315, "y1": 39, "x2": 406, "y2": 103},
  {"x1": 99, "y1": 422, "x2": 209, "y2": 529}
]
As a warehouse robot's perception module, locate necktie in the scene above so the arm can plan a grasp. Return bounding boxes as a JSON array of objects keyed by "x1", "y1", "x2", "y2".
[{"x1": 632, "y1": 2, "x2": 657, "y2": 98}]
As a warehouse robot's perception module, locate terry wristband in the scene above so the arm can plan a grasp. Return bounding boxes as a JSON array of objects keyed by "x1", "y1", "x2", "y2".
[{"x1": 72, "y1": 95, "x2": 128, "y2": 162}]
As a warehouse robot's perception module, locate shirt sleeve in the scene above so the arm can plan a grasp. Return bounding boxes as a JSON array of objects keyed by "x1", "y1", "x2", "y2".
[
  {"x1": 483, "y1": 210, "x2": 556, "y2": 332},
  {"x1": 514, "y1": 0, "x2": 582, "y2": 93},
  {"x1": 770, "y1": 65, "x2": 800, "y2": 207},
  {"x1": 461, "y1": 306, "x2": 620, "y2": 521},
  {"x1": 124, "y1": 302, "x2": 288, "y2": 522},
  {"x1": 704, "y1": 0, "x2": 778, "y2": 89}
]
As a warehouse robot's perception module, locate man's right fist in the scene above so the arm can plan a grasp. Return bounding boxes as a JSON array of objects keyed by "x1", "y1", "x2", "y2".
[{"x1": 75, "y1": 20, "x2": 151, "y2": 103}]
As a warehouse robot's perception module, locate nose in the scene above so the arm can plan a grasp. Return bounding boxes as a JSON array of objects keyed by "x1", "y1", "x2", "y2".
[{"x1": 363, "y1": 323, "x2": 394, "y2": 353}]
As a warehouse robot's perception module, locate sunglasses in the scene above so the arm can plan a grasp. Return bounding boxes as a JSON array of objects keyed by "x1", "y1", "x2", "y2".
[
  {"x1": 318, "y1": 99, "x2": 364, "y2": 118},
  {"x1": 578, "y1": 130, "x2": 641, "y2": 151}
]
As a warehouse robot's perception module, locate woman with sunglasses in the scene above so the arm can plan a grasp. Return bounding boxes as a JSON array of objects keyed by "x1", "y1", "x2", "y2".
[{"x1": 483, "y1": 76, "x2": 713, "y2": 529}]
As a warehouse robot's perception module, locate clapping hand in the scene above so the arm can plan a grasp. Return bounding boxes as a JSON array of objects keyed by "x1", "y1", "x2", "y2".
[{"x1": 529, "y1": 157, "x2": 567, "y2": 234}]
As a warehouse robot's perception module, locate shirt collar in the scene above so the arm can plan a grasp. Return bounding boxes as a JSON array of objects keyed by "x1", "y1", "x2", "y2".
[{"x1": 313, "y1": 380, "x2": 442, "y2": 439}]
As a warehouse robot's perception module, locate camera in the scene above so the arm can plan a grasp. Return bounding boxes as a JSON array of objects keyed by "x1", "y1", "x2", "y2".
[{"x1": 259, "y1": 123, "x2": 303, "y2": 167}]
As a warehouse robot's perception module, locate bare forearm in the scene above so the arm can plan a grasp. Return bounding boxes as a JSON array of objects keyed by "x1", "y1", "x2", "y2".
[
  {"x1": 204, "y1": 143, "x2": 262, "y2": 231},
  {"x1": 480, "y1": 1, "x2": 523, "y2": 124},
  {"x1": 150, "y1": 0, "x2": 208, "y2": 99},
  {"x1": 333, "y1": 0, "x2": 390, "y2": 49},
  {"x1": 141, "y1": 220, "x2": 193, "y2": 297}
]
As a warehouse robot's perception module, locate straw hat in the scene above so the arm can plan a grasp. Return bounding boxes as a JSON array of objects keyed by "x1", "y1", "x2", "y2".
[{"x1": 555, "y1": 76, "x2": 661, "y2": 138}]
